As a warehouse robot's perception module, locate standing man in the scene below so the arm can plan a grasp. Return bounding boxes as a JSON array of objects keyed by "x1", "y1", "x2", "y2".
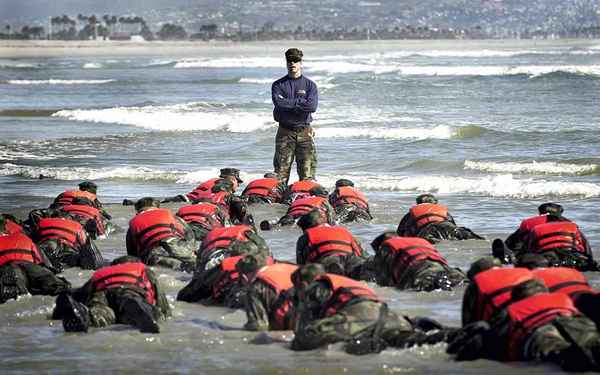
[{"x1": 272, "y1": 48, "x2": 319, "y2": 185}]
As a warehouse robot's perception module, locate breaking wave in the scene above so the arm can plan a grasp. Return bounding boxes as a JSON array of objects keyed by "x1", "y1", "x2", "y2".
[
  {"x1": 52, "y1": 102, "x2": 274, "y2": 132},
  {"x1": 464, "y1": 160, "x2": 600, "y2": 175},
  {"x1": 315, "y1": 173, "x2": 600, "y2": 198},
  {"x1": 2, "y1": 163, "x2": 597, "y2": 199},
  {"x1": 238, "y1": 75, "x2": 336, "y2": 89},
  {"x1": 316, "y1": 124, "x2": 485, "y2": 140},
  {"x1": 82, "y1": 62, "x2": 103, "y2": 69},
  {"x1": 0, "y1": 163, "x2": 184, "y2": 181},
  {"x1": 307, "y1": 63, "x2": 600, "y2": 77},
  {"x1": 174, "y1": 57, "x2": 281, "y2": 69},
  {"x1": 0, "y1": 61, "x2": 41, "y2": 69},
  {"x1": 6, "y1": 79, "x2": 115, "y2": 85}
]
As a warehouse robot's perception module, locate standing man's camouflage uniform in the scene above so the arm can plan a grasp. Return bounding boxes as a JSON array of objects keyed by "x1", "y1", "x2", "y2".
[{"x1": 272, "y1": 48, "x2": 319, "y2": 184}]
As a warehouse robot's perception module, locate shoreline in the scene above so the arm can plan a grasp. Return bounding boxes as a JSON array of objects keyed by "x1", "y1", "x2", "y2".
[{"x1": 1, "y1": 38, "x2": 598, "y2": 58}]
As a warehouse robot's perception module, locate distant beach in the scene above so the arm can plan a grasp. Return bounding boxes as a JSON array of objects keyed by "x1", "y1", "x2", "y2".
[{"x1": 1, "y1": 38, "x2": 599, "y2": 58}]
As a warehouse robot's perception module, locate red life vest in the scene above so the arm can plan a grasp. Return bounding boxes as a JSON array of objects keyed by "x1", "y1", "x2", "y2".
[
  {"x1": 409, "y1": 203, "x2": 449, "y2": 230},
  {"x1": 91, "y1": 262, "x2": 156, "y2": 305},
  {"x1": 212, "y1": 255, "x2": 275, "y2": 302},
  {"x1": 382, "y1": 237, "x2": 448, "y2": 283},
  {"x1": 36, "y1": 217, "x2": 87, "y2": 249},
  {"x1": 54, "y1": 190, "x2": 98, "y2": 207},
  {"x1": 287, "y1": 180, "x2": 322, "y2": 202},
  {"x1": 317, "y1": 274, "x2": 380, "y2": 317},
  {"x1": 176, "y1": 203, "x2": 224, "y2": 231},
  {"x1": 473, "y1": 268, "x2": 534, "y2": 322},
  {"x1": 211, "y1": 255, "x2": 244, "y2": 301},
  {"x1": 304, "y1": 225, "x2": 362, "y2": 263},
  {"x1": 288, "y1": 196, "x2": 328, "y2": 219},
  {"x1": 61, "y1": 204, "x2": 106, "y2": 235},
  {"x1": 186, "y1": 178, "x2": 238, "y2": 201},
  {"x1": 255, "y1": 263, "x2": 298, "y2": 330},
  {"x1": 5, "y1": 219, "x2": 23, "y2": 234},
  {"x1": 331, "y1": 186, "x2": 369, "y2": 210},
  {"x1": 533, "y1": 268, "x2": 592, "y2": 298},
  {"x1": 200, "y1": 225, "x2": 252, "y2": 258},
  {"x1": 507, "y1": 293, "x2": 579, "y2": 361},
  {"x1": 241, "y1": 178, "x2": 282, "y2": 201},
  {"x1": 529, "y1": 222, "x2": 583, "y2": 253},
  {"x1": 186, "y1": 191, "x2": 230, "y2": 217},
  {"x1": 0, "y1": 232, "x2": 43, "y2": 266},
  {"x1": 129, "y1": 208, "x2": 186, "y2": 256},
  {"x1": 186, "y1": 178, "x2": 219, "y2": 200},
  {"x1": 518, "y1": 215, "x2": 550, "y2": 234}
]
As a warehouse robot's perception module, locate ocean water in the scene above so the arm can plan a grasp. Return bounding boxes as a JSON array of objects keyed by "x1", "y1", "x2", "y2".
[{"x1": 0, "y1": 39, "x2": 599, "y2": 373}]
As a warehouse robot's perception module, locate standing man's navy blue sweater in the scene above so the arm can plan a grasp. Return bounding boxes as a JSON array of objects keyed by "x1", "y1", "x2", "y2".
[{"x1": 272, "y1": 75, "x2": 318, "y2": 130}]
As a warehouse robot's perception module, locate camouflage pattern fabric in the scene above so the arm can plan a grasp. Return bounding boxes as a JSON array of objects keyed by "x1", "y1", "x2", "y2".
[{"x1": 273, "y1": 126, "x2": 317, "y2": 184}]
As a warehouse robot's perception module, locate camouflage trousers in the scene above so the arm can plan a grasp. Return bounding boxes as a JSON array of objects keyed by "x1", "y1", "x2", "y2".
[
  {"x1": 396, "y1": 261, "x2": 467, "y2": 292},
  {"x1": 86, "y1": 288, "x2": 162, "y2": 328},
  {"x1": 144, "y1": 238, "x2": 197, "y2": 272},
  {"x1": 292, "y1": 300, "x2": 450, "y2": 352},
  {"x1": 523, "y1": 316, "x2": 600, "y2": 371},
  {"x1": 0, "y1": 262, "x2": 71, "y2": 303},
  {"x1": 273, "y1": 125, "x2": 317, "y2": 184}
]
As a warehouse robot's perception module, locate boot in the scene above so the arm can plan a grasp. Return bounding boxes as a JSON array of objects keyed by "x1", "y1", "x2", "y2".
[
  {"x1": 0, "y1": 267, "x2": 26, "y2": 303},
  {"x1": 122, "y1": 199, "x2": 135, "y2": 206},
  {"x1": 492, "y1": 238, "x2": 513, "y2": 265},
  {"x1": 259, "y1": 220, "x2": 273, "y2": 231},
  {"x1": 58, "y1": 293, "x2": 90, "y2": 332},
  {"x1": 120, "y1": 298, "x2": 160, "y2": 333}
]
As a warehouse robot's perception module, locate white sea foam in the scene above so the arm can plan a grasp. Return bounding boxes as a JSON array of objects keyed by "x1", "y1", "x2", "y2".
[
  {"x1": 83, "y1": 62, "x2": 103, "y2": 69},
  {"x1": 306, "y1": 63, "x2": 600, "y2": 77},
  {"x1": 239, "y1": 75, "x2": 336, "y2": 89},
  {"x1": 2, "y1": 162, "x2": 596, "y2": 198},
  {"x1": 174, "y1": 57, "x2": 281, "y2": 69},
  {"x1": 316, "y1": 125, "x2": 454, "y2": 140},
  {"x1": 314, "y1": 49, "x2": 600, "y2": 60},
  {"x1": 0, "y1": 163, "x2": 263, "y2": 187},
  {"x1": 396, "y1": 65, "x2": 600, "y2": 77},
  {"x1": 306, "y1": 61, "x2": 398, "y2": 75},
  {"x1": 464, "y1": 160, "x2": 598, "y2": 175},
  {"x1": 0, "y1": 163, "x2": 184, "y2": 181},
  {"x1": 52, "y1": 102, "x2": 274, "y2": 132},
  {"x1": 0, "y1": 147, "x2": 57, "y2": 161},
  {"x1": 238, "y1": 78, "x2": 273, "y2": 84},
  {"x1": 0, "y1": 61, "x2": 41, "y2": 69},
  {"x1": 143, "y1": 59, "x2": 177, "y2": 67},
  {"x1": 168, "y1": 54, "x2": 600, "y2": 77},
  {"x1": 7, "y1": 79, "x2": 115, "y2": 85},
  {"x1": 315, "y1": 173, "x2": 600, "y2": 198}
]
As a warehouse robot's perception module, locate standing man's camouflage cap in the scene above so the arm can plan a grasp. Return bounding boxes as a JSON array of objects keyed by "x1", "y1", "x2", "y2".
[{"x1": 285, "y1": 48, "x2": 303, "y2": 61}]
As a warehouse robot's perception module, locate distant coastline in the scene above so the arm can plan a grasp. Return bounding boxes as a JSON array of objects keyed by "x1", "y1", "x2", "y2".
[{"x1": 1, "y1": 38, "x2": 599, "y2": 58}]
